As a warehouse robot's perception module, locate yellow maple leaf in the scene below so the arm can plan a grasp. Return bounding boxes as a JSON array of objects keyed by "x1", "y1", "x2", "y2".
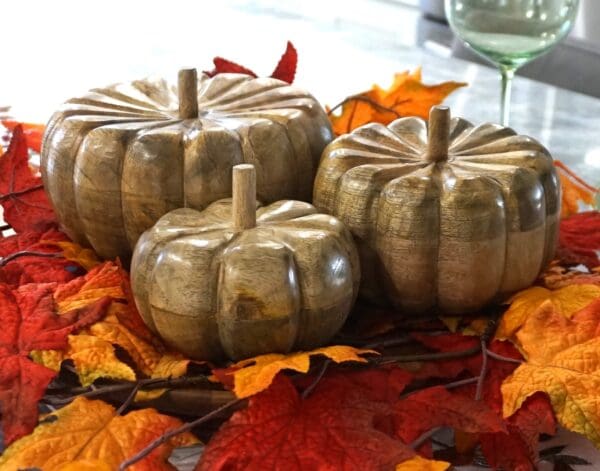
[
  {"x1": 40, "y1": 240, "x2": 101, "y2": 271},
  {"x1": 555, "y1": 160, "x2": 599, "y2": 218},
  {"x1": 396, "y1": 455, "x2": 450, "y2": 470},
  {"x1": 223, "y1": 345, "x2": 376, "y2": 399},
  {"x1": 496, "y1": 284, "x2": 600, "y2": 339},
  {"x1": 328, "y1": 68, "x2": 466, "y2": 136},
  {"x1": 502, "y1": 299, "x2": 600, "y2": 446},
  {"x1": 0, "y1": 397, "x2": 197, "y2": 471}
]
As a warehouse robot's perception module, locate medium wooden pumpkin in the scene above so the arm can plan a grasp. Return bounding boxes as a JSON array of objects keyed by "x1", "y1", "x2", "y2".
[
  {"x1": 41, "y1": 69, "x2": 332, "y2": 261},
  {"x1": 313, "y1": 106, "x2": 560, "y2": 314},
  {"x1": 131, "y1": 165, "x2": 359, "y2": 361}
]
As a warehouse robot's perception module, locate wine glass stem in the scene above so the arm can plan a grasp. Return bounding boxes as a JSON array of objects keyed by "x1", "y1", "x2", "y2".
[{"x1": 500, "y1": 66, "x2": 515, "y2": 126}]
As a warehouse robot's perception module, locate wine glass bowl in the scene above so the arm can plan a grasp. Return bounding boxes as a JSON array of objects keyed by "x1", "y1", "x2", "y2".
[{"x1": 445, "y1": 0, "x2": 579, "y2": 125}]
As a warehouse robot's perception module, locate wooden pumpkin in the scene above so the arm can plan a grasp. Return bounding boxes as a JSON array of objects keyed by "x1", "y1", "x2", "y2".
[
  {"x1": 313, "y1": 106, "x2": 560, "y2": 314},
  {"x1": 41, "y1": 69, "x2": 332, "y2": 261},
  {"x1": 131, "y1": 165, "x2": 360, "y2": 361}
]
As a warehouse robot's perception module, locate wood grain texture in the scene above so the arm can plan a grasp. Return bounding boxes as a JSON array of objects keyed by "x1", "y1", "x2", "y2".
[
  {"x1": 313, "y1": 105, "x2": 560, "y2": 314},
  {"x1": 40, "y1": 70, "x2": 333, "y2": 261},
  {"x1": 131, "y1": 194, "x2": 360, "y2": 361}
]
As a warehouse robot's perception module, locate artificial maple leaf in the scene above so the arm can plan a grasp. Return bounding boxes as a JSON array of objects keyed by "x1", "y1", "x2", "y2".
[
  {"x1": 395, "y1": 456, "x2": 450, "y2": 471},
  {"x1": 32, "y1": 260, "x2": 187, "y2": 386},
  {"x1": 40, "y1": 239, "x2": 102, "y2": 271},
  {"x1": 0, "y1": 228, "x2": 66, "y2": 257},
  {"x1": 480, "y1": 392, "x2": 556, "y2": 471},
  {"x1": 53, "y1": 260, "x2": 156, "y2": 343},
  {"x1": 541, "y1": 262, "x2": 600, "y2": 290},
  {"x1": 555, "y1": 161, "x2": 598, "y2": 218},
  {"x1": 410, "y1": 333, "x2": 555, "y2": 469},
  {"x1": 557, "y1": 211, "x2": 600, "y2": 269},
  {"x1": 53, "y1": 261, "x2": 127, "y2": 313},
  {"x1": 269, "y1": 41, "x2": 298, "y2": 84},
  {"x1": 34, "y1": 302, "x2": 190, "y2": 388},
  {"x1": 204, "y1": 41, "x2": 298, "y2": 83},
  {"x1": 0, "y1": 282, "x2": 110, "y2": 444},
  {"x1": 56, "y1": 460, "x2": 112, "y2": 471},
  {"x1": 198, "y1": 368, "x2": 416, "y2": 471},
  {"x1": 213, "y1": 345, "x2": 376, "y2": 398},
  {"x1": 0, "y1": 396, "x2": 198, "y2": 470},
  {"x1": 502, "y1": 298, "x2": 600, "y2": 446},
  {"x1": 0, "y1": 125, "x2": 57, "y2": 232},
  {"x1": 2, "y1": 120, "x2": 45, "y2": 153},
  {"x1": 328, "y1": 68, "x2": 466, "y2": 135},
  {"x1": 393, "y1": 386, "x2": 506, "y2": 445},
  {"x1": 0, "y1": 228, "x2": 79, "y2": 288},
  {"x1": 496, "y1": 284, "x2": 600, "y2": 339}
]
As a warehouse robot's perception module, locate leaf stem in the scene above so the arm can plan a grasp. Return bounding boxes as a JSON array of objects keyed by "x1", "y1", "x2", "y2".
[
  {"x1": 327, "y1": 95, "x2": 403, "y2": 118},
  {"x1": 301, "y1": 360, "x2": 331, "y2": 399},
  {"x1": 486, "y1": 349, "x2": 523, "y2": 364},
  {"x1": 411, "y1": 426, "x2": 442, "y2": 450},
  {"x1": 475, "y1": 338, "x2": 488, "y2": 401},
  {"x1": 115, "y1": 382, "x2": 141, "y2": 416},
  {"x1": 374, "y1": 345, "x2": 481, "y2": 365},
  {"x1": 0, "y1": 250, "x2": 62, "y2": 267},
  {"x1": 0, "y1": 183, "x2": 45, "y2": 201},
  {"x1": 44, "y1": 375, "x2": 216, "y2": 405},
  {"x1": 119, "y1": 398, "x2": 242, "y2": 470}
]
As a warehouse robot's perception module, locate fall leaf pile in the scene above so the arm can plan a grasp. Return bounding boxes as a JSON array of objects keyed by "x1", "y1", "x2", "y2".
[{"x1": 1, "y1": 44, "x2": 600, "y2": 471}]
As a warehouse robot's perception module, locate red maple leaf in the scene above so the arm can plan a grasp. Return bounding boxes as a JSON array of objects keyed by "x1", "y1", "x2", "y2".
[
  {"x1": 558, "y1": 211, "x2": 600, "y2": 269},
  {"x1": 0, "y1": 283, "x2": 110, "y2": 444},
  {"x1": 0, "y1": 229, "x2": 79, "y2": 288},
  {"x1": 269, "y1": 41, "x2": 297, "y2": 84},
  {"x1": 204, "y1": 41, "x2": 298, "y2": 84},
  {"x1": 0, "y1": 125, "x2": 57, "y2": 233},
  {"x1": 197, "y1": 368, "x2": 415, "y2": 471},
  {"x1": 1, "y1": 120, "x2": 45, "y2": 154},
  {"x1": 393, "y1": 386, "x2": 506, "y2": 445},
  {"x1": 411, "y1": 333, "x2": 556, "y2": 468},
  {"x1": 480, "y1": 393, "x2": 556, "y2": 471}
]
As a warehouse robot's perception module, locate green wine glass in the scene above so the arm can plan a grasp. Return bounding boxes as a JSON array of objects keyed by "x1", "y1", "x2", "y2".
[{"x1": 445, "y1": 0, "x2": 579, "y2": 125}]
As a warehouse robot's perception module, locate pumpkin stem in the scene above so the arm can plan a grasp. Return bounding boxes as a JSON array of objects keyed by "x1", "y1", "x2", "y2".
[
  {"x1": 232, "y1": 164, "x2": 257, "y2": 231},
  {"x1": 427, "y1": 106, "x2": 450, "y2": 163},
  {"x1": 178, "y1": 68, "x2": 199, "y2": 119}
]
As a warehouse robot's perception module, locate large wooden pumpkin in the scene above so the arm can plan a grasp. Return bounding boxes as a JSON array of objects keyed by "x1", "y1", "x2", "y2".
[
  {"x1": 313, "y1": 106, "x2": 560, "y2": 314},
  {"x1": 131, "y1": 165, "x2": 359, "y2": 361},
  {"x1": 41, "y1": 69, "x2": 332, "y2": 261}
]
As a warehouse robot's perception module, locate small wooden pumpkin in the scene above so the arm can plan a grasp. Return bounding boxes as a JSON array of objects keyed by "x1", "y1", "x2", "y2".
[
  {"x1": 131, "y1": 165, "x2": 359, "y2": 361},
  {"x1": 41, "y1": 69, "x2": 332, "y2": 261},
  {"x1": 313, "y1": 106, "x2": 560, "y2": 314}
]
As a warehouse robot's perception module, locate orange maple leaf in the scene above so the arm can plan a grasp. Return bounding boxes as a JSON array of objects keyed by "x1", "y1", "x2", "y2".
[
  {"x1": 214, "y1": 345, "x2": 377, "y2": 398},
  {"x1": 32, "y1": 261, "x2": 191, "y2": 388},
  {"x1": 328, "y1": 68, "x2": 466, "y2": 135},
  {"x1": 496, "y1": 284, "x2": 600, "y2": 339},
  {"x1": 502, "y1": 298, "x2": 600, "y2": 447},
  {"x1": 396, "y1": 456, "x2": 450, "y2": 470},
  {"x1": 555, "y1": 161, "x2": 599, "y2": 218},
  {"x1": 0, "y1": 397, "x2": 197, "y2": 470},
  {"x1": 541, "y1": 263, "x2": 600, "y2": 290}
]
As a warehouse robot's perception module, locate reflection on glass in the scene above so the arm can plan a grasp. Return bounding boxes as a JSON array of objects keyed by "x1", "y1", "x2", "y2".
[{"x1": 445, "y1": 0, "x2": 579, "y2": 125}]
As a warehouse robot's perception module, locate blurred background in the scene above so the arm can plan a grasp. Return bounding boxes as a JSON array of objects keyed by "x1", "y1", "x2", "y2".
[{"x1": 1, "y1": 0, "x2": 599, "y2": 179}]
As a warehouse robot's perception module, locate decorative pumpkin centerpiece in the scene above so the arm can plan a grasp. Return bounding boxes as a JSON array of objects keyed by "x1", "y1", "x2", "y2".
[
  {"x1": 313, "y1": 106, "x2": 560, "y2": 314},
  {"x1": 41, "y1": 68, "x2": 332, "y2": 261},
  {"x1": 131, "y1": 164, "x2": 360, "y2": 361}
]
